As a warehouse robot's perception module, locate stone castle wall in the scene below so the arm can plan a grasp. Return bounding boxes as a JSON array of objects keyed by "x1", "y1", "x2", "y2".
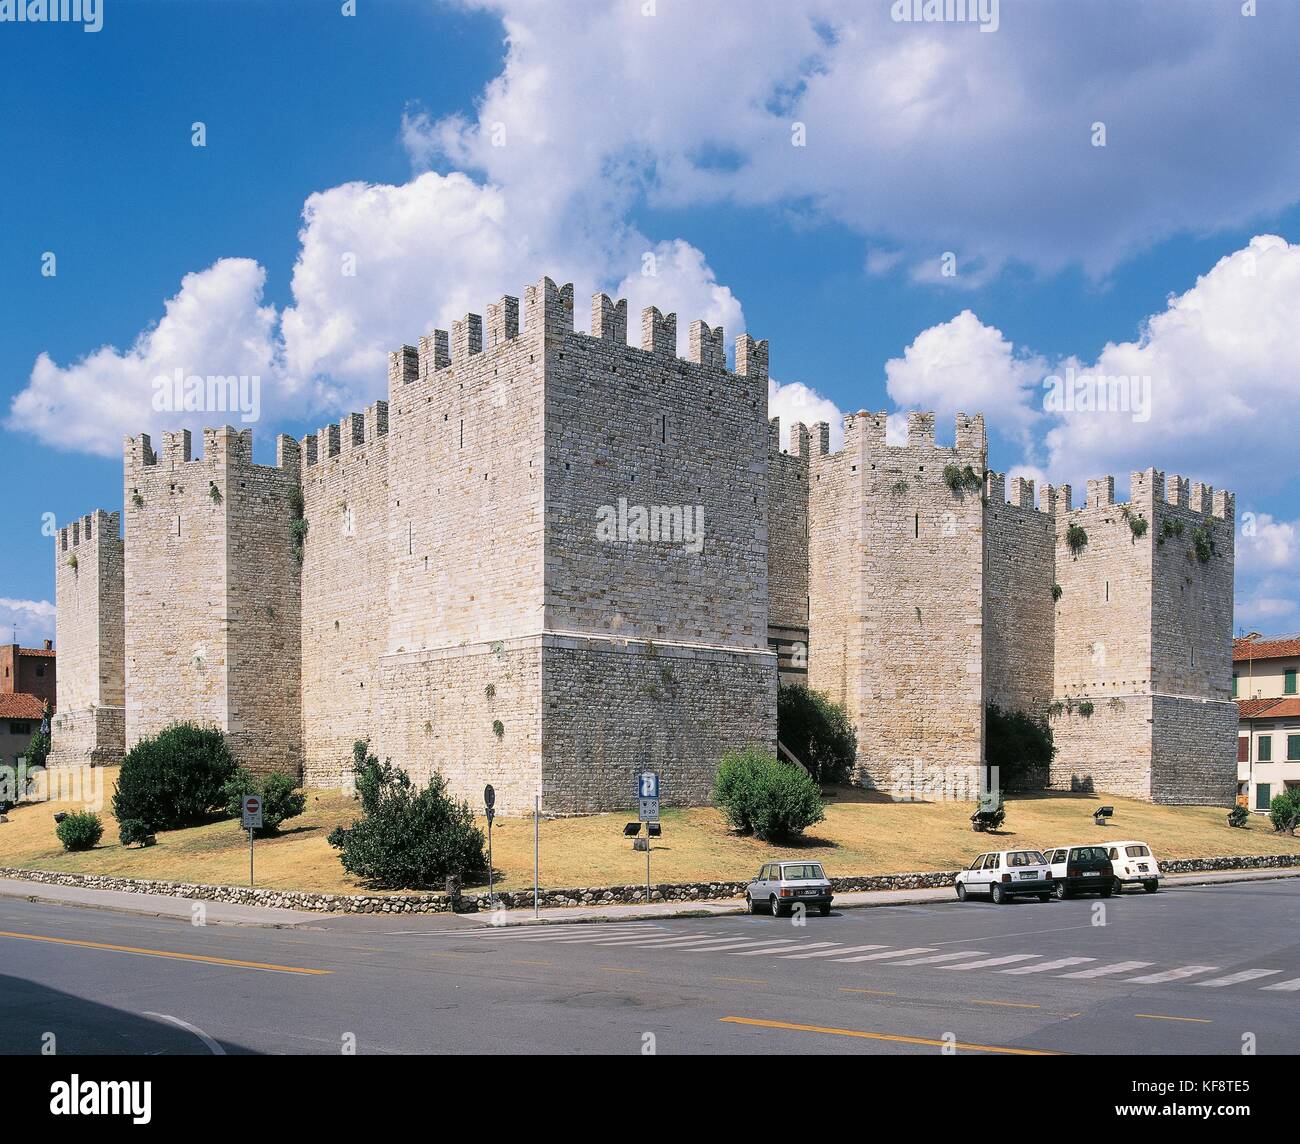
[{"x1": 49, "y1": 509, "x2": 125, "y2": 767}]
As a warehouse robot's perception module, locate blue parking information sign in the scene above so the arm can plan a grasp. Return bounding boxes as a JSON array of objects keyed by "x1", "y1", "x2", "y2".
[{"x1": 637, "y1": 771, "x2": 660, "y2": 799}]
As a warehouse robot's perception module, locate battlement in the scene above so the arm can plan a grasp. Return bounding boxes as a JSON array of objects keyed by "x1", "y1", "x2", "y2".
[
  {"x1": 302, "y1": 400, "x2": 390, "y2": 469},
  {"x1": 1063, "y1": 467, "x2": 1234, "y2": 522},
  {"x1": 58, "y1": 509, "x2": 120, "y2": 553},
  {"x1": 837, "y1": 410, "x2": 986, "y2": 461},
  {"x1": 123, "y1": 427, "x2": 299, "y2": 477},
  {"x1": 768, "y1": 416, "x2": 830, "y2": 461}
]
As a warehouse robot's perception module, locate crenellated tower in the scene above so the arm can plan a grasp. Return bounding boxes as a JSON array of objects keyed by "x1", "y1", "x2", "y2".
[{"x1": 48, "y1": 509, "x2": 125, "y2": 767}]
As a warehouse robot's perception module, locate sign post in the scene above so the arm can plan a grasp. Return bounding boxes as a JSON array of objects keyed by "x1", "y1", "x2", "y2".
[
  {"x1": 241, "y1": 794, "x2": 263, "y2": 887},
  {"x1": 637, "y1": 772, "x2": 660, "y2": 904},
  {"x1": 484, "y1": 784, "x2": 496, "y2": 906},
  {"x1": 533, "y1": 794, "x2": 540, "y2": 920}
]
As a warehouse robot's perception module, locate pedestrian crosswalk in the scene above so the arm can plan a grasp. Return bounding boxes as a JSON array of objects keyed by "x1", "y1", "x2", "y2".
[{"x1": 435, "y1": 921, "x2": 1296, "y2": 993}]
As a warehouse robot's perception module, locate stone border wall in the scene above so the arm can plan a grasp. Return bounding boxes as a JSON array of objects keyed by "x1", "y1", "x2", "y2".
[{"x1": 2, "y1": 854, "x2": 1298, "y2": 916}]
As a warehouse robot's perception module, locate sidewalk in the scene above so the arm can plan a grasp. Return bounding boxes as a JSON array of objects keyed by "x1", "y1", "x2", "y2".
[{"x1": 4, "y1": 865, "x2": 1298, "y2": 929}]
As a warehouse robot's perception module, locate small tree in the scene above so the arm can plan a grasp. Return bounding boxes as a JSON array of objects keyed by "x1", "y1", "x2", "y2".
[
  {"x1": 25, "y1": 702, "x2": 51, "y2": 770},
  {"x1": 328, "y1": 741, "x2": 486, "y2": 889},
  {"x1": 1269, "y1": 788, "x2": 1300, "y2": 835},
  {"x1": 222, "y1": 768, "x2": 307, "y2": 836},
  {"x1": 56, "y1": 811, "x2": 103, "y2": 851},
  {"x1": 1226, "y1": 804, "x2": 1250, "y2": 828},
  {"x1": 777, "y1": 684, "x2": 856, "y2": 784},
  {"x1": 713, "y1": 747, "x2": 824, "y2": 842},
  {"x1": 985, "y1": 704, "x2": 1054, "y2": 791}
]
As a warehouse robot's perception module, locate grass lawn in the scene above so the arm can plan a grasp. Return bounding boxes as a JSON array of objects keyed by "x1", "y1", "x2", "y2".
[{"x1": 0, "y1": 767, "x2": 1292, "y2": 895}]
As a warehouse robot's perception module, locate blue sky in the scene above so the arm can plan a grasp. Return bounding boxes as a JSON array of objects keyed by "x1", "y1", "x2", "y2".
[{"x1": 2, "y1": 0, "x2": 1299, "y2": 645}]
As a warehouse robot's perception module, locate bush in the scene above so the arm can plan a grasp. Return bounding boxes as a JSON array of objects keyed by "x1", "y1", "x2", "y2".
[
  {"x1": 971, "y1": 793, "x2": 1006, "y2": 833},
  {"x1": 713, "y1": 747, "x2": 824, "y2": 843},
  {"x1": 1227, "y1": 804, "x2": 1250, "y2": 828},
  {"x1": 1269, "y1": 788, "x2": 1300, "y2": 835},
  {"x1": 24, "y1": 702, "x2": 51, "y2": 770},
  {"x1": 985, "y1": 704, "x2": 1054, "y2": 791},
  {"x1": 328, "y1": 740, "x2": 486, "y2": 889},
  {"x1": 111, "y1": 723, "x2": 238, "y2": 832},
  {"x1": 56, "y1": 811, "x2": 103, "y2": 851},
  {"x1": 221, "y1": 768, "x2": 307, "y2": 836},
  {"x1": 777, "y1": 684, "x2": 856, "y2": 784},
  {"x1": 118, "y1": 818, "x2": 156, "y2": 847}
]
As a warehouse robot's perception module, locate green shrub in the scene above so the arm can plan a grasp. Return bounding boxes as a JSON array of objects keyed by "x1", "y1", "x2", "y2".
[
  {"x1": 777, "y1": 684, "x2": 856, "y2": 784},
  {"x1": 1226, "y1": 804, "x2": 1250, "y2": 828},
  {"x1": 222, "y1": 768, "x2": 307, "y2": 836},
  {"x1": 713, "y1": 747, "x2": 824, "y2": 842},
  {"x1": 970, "y1": 793, "x2": 1006, "y2": 833},
  {"x1": 1269, "y1": 788, "x2": 1300, "y2": 835},
  {"x1": 985, "y1": 704, "x2": 1054, "y2": 791},
  {"x1": 1191, "y1": 525, "x2": 1216, "y2": 563},
  {"x1": 111, "y1": 723, "x2": 238, "y2": 832},
  {"x1": 56, "y1": 811, "x2": 103, "y2": 851},
  {"x1": 1078, "y1": 700, "x2": 1095, "y2": 718},
  {"x1": 1051, "y1": 582, "x2": 1063, "y2": 602},
  {"x1": 1066, "y1": 523, "x2": 1088, "y2": 557},
  {"x1": 328, "y1": 740, "x2": 486, "y2": 889},
  {"x1": 118, "y1": 818, "x2": 156, "y2": 847},
  {"x1": 23, "y1": 703, "x2": 51, "y2": 770},
  {"x1": 943, "y1": 463, "x2": 983, "y2": 494}
]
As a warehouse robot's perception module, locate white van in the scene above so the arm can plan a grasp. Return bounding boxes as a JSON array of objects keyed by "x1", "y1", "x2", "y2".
[{"x1": 1104, "y1": 840, "x2": 1160, "y2": 894}]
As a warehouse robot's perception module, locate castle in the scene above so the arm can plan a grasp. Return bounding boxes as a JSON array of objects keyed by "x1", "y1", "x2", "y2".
[{"x1": 48, "y1": 276, "x2": 1238, "y2": 812}]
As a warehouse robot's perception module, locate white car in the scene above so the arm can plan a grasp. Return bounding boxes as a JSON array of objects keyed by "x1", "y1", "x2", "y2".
[
  {"x1": 746, "y1": 861, "x2": 834, "y2": 916},
  {"x1": 1104, "y1": 840, "x2": 1160, "y2": 894},
  {"x1": 954, "y1": 849, "x2": 1053, "y2": 904}
]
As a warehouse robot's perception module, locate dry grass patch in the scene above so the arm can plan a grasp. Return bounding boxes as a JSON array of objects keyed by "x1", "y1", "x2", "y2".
[{"x1": 0, "y1": 769, "x2": 1290, "y2": 895}]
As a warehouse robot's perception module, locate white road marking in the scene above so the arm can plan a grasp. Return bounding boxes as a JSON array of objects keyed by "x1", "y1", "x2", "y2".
[
  {"x1": 778, "y1": 944, "x2": 886, "y2": 959},
  {"x1": 1196, "y1": 969, "x2": 1283, "y2": 988},
  {"x1": 725, "y1": 941, "x2": 822, "y2": 956},
  {"x1": 1000, "y1": 957, "x2": 1095, "y2": 975},
  {"x1": 831, "y1": 947, "x2": 937, "y2": 963},
  {"x1": 1125, "y1": 965, "x2": 1218, "y2": 984},
  {"x1": 1260, "y1": 976, "x2": 1300, "y2": 991},
  {"x1": 1058, "y1": 960, "x2": 1153, "y2": 979},
  {"x1": 891, "y1": 950, "x2": 991, "y2": 966},
  {"x1": 942, "y1": 954, "x2": 1041, "y2": 971},
  {"x1": 142, "y1": 1012, "x2": 226, "y2": 1055}
]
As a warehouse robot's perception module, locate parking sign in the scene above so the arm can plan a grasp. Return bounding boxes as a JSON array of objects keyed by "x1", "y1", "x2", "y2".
[{"x1": 637, "y1": 771, "x2": 660, "y2": 799}]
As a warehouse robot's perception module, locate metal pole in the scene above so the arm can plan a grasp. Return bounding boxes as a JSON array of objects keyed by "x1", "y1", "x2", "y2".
[
  {"x1": 646, "y1": 835, "x2": 651, "y2": 905},
  {"x1": 487, "y1": 819, "x2": 494, "y2": 905},
  {"x1": 533, "y1": 795, "x2": 540, "y2": 919},
  {"x1": 248, "y1": 827, "x2": 254, "y2": 888}
]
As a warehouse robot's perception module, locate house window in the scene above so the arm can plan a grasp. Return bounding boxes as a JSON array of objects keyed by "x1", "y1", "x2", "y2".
[
  {"x1": 1238, "y1": 736, "x2": 1249, "y2": 763},
  {"x1": 36, "y1": 665, "x2": 45, "y2": 677},
  {"x1": 10, "y1": 722, "x2": 31, "y2": 735},
  {"x1": 1286, "y1": 668, "x2": 1298, "y2": 695},
  {"x1": 1256, "y1": 782, "x2": 1272, "y2": 811},
  {"x1": 1289, "y1": 734, "x2": 1300, "y2": 761},
  {"x1": 1232, "y1": 673, "x2": 1238, "y2": 697},
  {"x1": 1258, "y1": 735, "x2": 1272, "y2": 762}
]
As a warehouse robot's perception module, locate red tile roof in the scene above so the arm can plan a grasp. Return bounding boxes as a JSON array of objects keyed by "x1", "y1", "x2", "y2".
[
  {"x1": 0, "y1": 693, "x2": 46, "y2": 720},
  {"x1": 1238, "y1": 697, "x2": 1300, "y2": 720},
  {"x1": 16, "y1": 647, "x2": 55, "y2": 657},
  {"x1": 1234, "y1": 635, "x2": 1300, "y2": 663}
]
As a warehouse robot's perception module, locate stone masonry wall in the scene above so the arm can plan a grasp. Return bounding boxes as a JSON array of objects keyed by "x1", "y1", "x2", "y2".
[
  {"x1": 982, "y1": 475, "x2": 1056, "y2": 719},
  {"x1": 300, "y1": 404, "x2": 390, "y2": 786},
  {"x1": 49, "y1": 509, "x2": 125, "y2": 767},
  {"x1": 810, "y1": 411, "x2": 987, "y2": 792}
]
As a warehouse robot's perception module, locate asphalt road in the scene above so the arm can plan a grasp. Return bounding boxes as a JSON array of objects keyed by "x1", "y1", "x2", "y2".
[{"x1": 2, "y1": 878, "x2": 1298, "y2": 1055}]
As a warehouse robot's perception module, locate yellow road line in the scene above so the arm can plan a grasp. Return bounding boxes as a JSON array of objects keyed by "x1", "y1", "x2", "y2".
[
  {"x1": 839, "y1": 987, "x2": 896, "y2": 996},
  {"x1": 973, "y1": 999, "x2": 1041, "y2": 1010},
  {"x1": 720, "y1": 1016, "x2": 1062, "y2": 1056},
  {"x1": 712, "y1": 976, "x2": 768, "y2": 985},
  {"x1": 510, "y1": 959, "x2": 551, "y2": 966},
  {"x1": 599, "y1": 966, "x2": 645, "y2": 974},
  {"x1": 1135, "y1": 1013, "x2": 1212, "y2": 1024},
  {"x1": 0, "y1": 929, "x2": 330, "y2": 976}
]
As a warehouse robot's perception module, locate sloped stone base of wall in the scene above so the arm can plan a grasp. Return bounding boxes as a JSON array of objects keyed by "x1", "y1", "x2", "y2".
[{"x1": 47, "y1": 705, "x2": 125, "y2": 768}]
